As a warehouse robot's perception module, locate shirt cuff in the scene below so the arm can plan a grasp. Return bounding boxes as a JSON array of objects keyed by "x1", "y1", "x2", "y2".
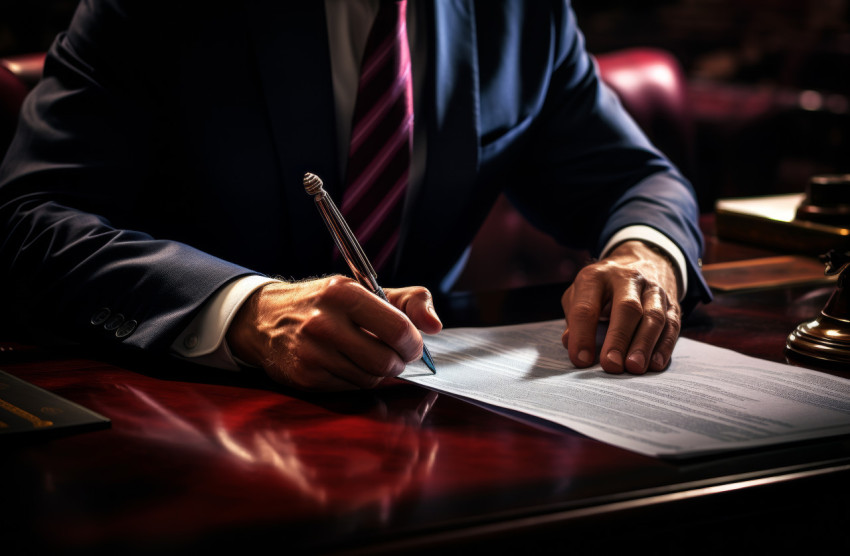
[
  {"x1": 600, "y1": 225, "x2": 688, "y2": 301},
  {"x1": 171, "y1": 274, "x2": 280, "y2": 370}
]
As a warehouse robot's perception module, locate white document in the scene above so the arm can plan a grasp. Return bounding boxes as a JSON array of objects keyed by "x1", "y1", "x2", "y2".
[
  {"x1": 402, "y1": 319, "x2": 850, "y2": 459},
  {"x1": 715, "y1": 193, "x2": 805, "y2": 222}
]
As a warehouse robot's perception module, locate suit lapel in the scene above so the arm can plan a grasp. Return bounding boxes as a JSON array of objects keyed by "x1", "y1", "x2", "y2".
[
  {"x1": 246, "y1": 1, "x2": 340, "y2": 276},
  {"x1": 395, "y1": 0, "x2": 480, "y2": 285}
]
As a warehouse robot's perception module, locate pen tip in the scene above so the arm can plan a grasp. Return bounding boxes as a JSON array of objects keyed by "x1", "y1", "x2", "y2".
[{"x1": 422, "y1": 346, "x2": 437, "y2": 374}]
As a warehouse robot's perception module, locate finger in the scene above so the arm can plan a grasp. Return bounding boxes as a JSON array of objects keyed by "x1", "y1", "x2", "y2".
[
  {"x1": 335, "y1": 327, "x2": 408, "y2": 380},
  {"x1": 342, "y1": 282, "x2": 424, "y2": 363},
  {"x1": 266, "y1": 345, "x2": 380, "y2": 392},
  {"x1": 287, "y1": 311, "x2": 402, "y2": 388},
  {"x1": 622, "y1": 285, "x2": 668, "y2": 374},
  {"x1": 387, "y1": 286, "x2": 443, "y2": 334},
  {"x1": 648, "y1": 303, "x2": 681, "y2": 371},
  {"x1": 562, "y1": 269, "x2": 608, "y2": 368},
  {"x1": 599, "y1": 276, "x2": 646, "y2": 374}
]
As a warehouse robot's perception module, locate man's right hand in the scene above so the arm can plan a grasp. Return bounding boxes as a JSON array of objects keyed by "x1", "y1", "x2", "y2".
[{"x1": 225, "y1": 276, "x2": 440, "y2": 391}]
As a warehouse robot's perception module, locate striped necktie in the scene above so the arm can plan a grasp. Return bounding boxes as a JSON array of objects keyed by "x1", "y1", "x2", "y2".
[{"x1": 340, "y1": 0, "x2": 413, "y2": 273}]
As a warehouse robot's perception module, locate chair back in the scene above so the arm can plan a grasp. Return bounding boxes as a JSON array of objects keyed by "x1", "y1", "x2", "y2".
[
  {"x1": 0, "y1": 54, "x2": 46, "y2": 162},
  {"x1": 597, "y1": 47, "x2": 695, "y2": 177}
]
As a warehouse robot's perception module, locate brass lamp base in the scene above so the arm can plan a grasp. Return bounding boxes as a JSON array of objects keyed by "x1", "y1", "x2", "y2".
[
  {"x1": 786, "y1": 312, "x2": 850, "y2": 365},
  {"x1": 786, "y1": 186, "x2": 850, "y2": 366}
]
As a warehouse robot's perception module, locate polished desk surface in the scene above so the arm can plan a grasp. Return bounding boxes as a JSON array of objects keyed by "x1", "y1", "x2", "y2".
[{"x1": 3, "y1": 221, "x2": 850, "y2": 555}]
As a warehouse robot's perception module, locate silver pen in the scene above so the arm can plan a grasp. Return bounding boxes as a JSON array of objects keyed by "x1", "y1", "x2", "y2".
[{"x1": 303, "y1": 172, "x2": 437, "y2": 374}]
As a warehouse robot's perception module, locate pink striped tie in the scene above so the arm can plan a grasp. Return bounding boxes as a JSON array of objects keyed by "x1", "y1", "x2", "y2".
[{"x1": 340, "y1": 0, "x2": 413, "y2": 273}]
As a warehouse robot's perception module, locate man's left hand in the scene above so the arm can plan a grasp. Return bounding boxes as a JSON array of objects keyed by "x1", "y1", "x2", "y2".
[{"x1": 560, "y1": 240, "x2": 681, "y2": 373}]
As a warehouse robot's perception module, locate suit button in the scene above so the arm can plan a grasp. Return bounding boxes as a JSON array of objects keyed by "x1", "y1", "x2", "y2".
[
  {"x1": 103, "y1": 313, "x2": 124, "y2": 331},
  {"x1": 183, "y1": 334, "x2": 199, "y2": 349},
  {"x1": 115, "y1": 319, "x2": 137, "y2": 339},
  {"x1": 91, "y1": 308, "x2": 111, "y2": 326}
]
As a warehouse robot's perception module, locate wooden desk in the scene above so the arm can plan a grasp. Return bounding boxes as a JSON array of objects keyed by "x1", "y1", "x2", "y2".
[{"x1": 3, "y1": 227, "x2": 850, "y2": 555}]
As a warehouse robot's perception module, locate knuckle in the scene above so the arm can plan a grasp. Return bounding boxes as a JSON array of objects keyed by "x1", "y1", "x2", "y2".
[
  {"x1": 665, "y1": 306, "x2": 682, "y2": 331},
  {"x1": 619, "y1": 296, "x2": 644, "y2": 319},
  {"x1": 377, "y1": 356, "x2": 405, "y2": 378},
  {"x1": 397, "y1": 286, "x2": 433, "y2": 312},
  {"x1": 624, "y1": 268, "x2": 646, "y2": 284},
  {"x1": 577, "y1": 263, "x2": 605, "y2": 282},
  {"x1": 606, "y1": 328, "x2": 634, "y2": 347},
  {"x1": 300, "y1": 310, "x2": 335, "y2": 338},
  {"x1": 322, "y1": 275, "x2": 358, "y2": 299},
  {"x1": 408, "y1": 285, "x2": 431, "y2": 299},
  {"x1": 642, "y1": 306, "x2": 667, "y2": 326},
  {"x1": 656, "y1": 334, "x2": 677, "y2": 354},
  {"x1": 642, "y1": 283, "x2": 663, "y2": 298},
  {"x1": 570, "y1": 300, "x2": 599, "y2": 321},
  {"x1": 666, "y1": 317, "x2": 681, "y2": 338}
]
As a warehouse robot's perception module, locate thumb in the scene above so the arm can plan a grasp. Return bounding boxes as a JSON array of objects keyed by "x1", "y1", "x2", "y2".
[{"x1": 387, "y1": 286, "x2": 443, "y2": 335}]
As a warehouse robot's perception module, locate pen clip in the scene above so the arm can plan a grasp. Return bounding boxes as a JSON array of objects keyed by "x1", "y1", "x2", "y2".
[{"x1": 326, "y1": 194, "x2": 378, "y2": 281}]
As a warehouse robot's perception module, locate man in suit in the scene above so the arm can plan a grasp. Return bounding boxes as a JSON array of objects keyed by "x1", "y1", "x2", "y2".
[{"x1": 0, "y1": 0, "x2": 711, "y2": 390}]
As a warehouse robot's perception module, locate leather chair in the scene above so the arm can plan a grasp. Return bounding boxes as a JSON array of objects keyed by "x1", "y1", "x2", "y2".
[
  {"x1": 455, "y1": 47, "x2": 696, "y2": 292},
  {"x1": 0, "y1": 53, "x2": 46, "y2": 161},
  {"x1": 597, "y1": 48, "x2": 695, "y2": 178}
]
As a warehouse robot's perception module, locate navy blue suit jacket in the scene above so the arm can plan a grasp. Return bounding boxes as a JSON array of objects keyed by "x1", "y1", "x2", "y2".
[{"x1": 0, "y1": 0, "x2": 711, "y2": 353}]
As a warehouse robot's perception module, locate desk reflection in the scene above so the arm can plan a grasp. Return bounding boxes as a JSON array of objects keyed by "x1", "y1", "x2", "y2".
[
  {"x1": 5, "y1": 263, "x2": 850, "y2": 554},
  {"x1": 9, "y1": 370, "x2": 443, "y2": 551},
  {"x1": 119, "y1": 383, "x2": 437, "y2": 505}
]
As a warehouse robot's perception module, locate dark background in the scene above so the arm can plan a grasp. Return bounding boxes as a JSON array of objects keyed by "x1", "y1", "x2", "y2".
[
  {"x1": 2, "y1": 0, "x2": 848, "y2": 211},
  {"x1": 577, "y1": 0, "x2": 850, "y2": 209}
]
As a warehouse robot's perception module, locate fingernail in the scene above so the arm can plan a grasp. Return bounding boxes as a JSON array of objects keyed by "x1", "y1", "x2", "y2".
[
  {"x1": 577, "y1": 349, "x2": 593, "y2": 366},
  {"x1": 627, "y1": 351, "x2": 646, "y2": 372},
  {"x1": 652, "y1": 352, "x2": 666, "y2": 369},
  {"x1": 606, "y1": 349, "x2": 624, "y2": 368}
]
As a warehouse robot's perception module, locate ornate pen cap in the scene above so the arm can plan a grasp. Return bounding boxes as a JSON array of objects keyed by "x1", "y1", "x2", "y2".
[{"x1": 303, "y1": 172, "x2": 325, "y2": 196}]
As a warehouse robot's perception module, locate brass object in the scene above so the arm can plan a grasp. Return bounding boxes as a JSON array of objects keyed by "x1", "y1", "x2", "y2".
[
  {"x1": 795, "y1": 174, "x2": 850, "y2": 227},
  {"x1": 0, "y1": 397, "x2": 54, "y2": 428},
  {"x1": 786, "y1": 250, "x2": 850, "y2": 365}
]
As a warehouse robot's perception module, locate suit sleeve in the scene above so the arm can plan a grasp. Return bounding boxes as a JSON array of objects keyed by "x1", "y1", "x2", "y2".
[
  {"x1": 507, "y1": 1, "x2": 712, "y2": 313},
  {"x1": 0, "y1": 0, "x2": 257, "y2": 352}
]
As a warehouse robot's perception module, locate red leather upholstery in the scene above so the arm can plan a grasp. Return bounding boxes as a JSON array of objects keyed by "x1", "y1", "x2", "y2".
[
  {"x1": 597, "y1": 48, "x2": 694, "y2": 178},
  {"x1": 456, "y1": 48, "x2": 695, "y2": 292},
  {"x1": 0, "y1": 64, "x2": 30, "y2": 160},
  {"x1": 0, "y1": 53, "x2": 46, "y2": 89},
  {"x1": 0, "y1": 53, "x2": 45, "y2": 160}
]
